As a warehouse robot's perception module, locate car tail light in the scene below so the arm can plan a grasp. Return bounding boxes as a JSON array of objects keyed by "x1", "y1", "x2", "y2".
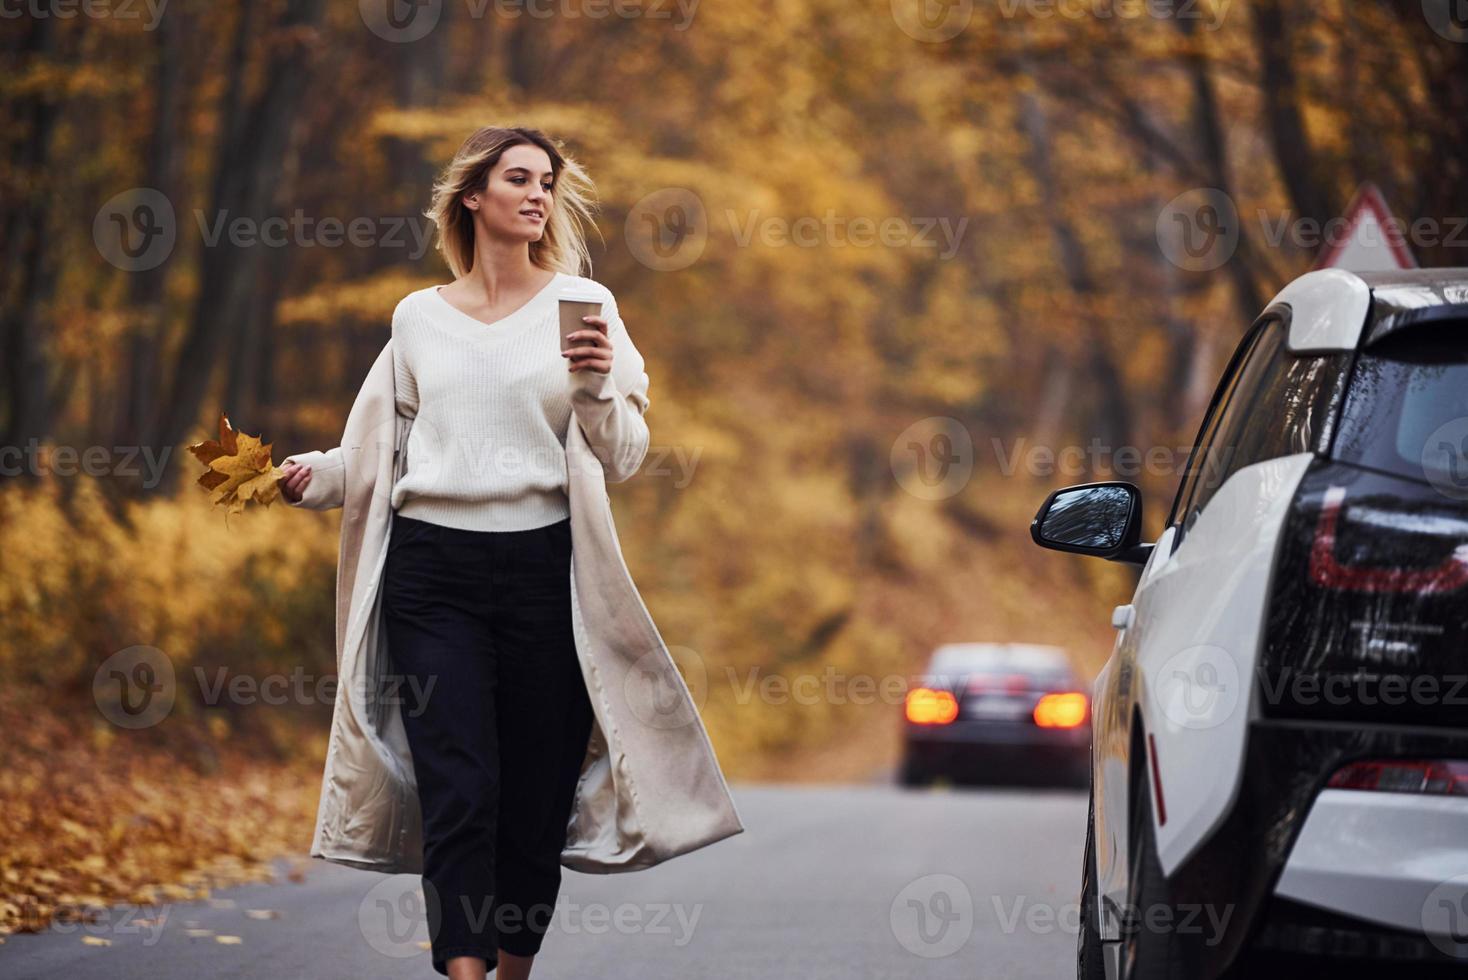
[
  {"x1": 1309, "y1": 486, "x2": 1468, "y2": 593},
  {"x1": 1327, "y1": 759, "x2": 1468, "y2": 795},
  {"x1": 905, "y1": 687, "x2": 958, "y2": 725},
  {"x1": 1261, "y1": 461, "x2": 1468, "y2": 727},
  {"x1": 1033, "y1": 692, "x2": 1087, "y2": 728}
]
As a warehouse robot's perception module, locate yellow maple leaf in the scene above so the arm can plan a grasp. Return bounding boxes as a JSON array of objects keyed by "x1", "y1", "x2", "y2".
[{"x1": 186, "y1": 413, "x2": 286, "y2": 518}]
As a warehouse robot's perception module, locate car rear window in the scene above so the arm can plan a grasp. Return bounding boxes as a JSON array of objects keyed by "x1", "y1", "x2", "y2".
[
  {"x1": 927, "y1": 645, "x2": 1071, "y2": 677},
  {"x1": 1332, "y1": 331, "x2": 1468, "y2": 488}
]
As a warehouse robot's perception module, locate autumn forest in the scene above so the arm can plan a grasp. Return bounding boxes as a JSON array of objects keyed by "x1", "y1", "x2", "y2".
[{"x1": 3, "y1": 0, "x2": 1468, "y2": 937}]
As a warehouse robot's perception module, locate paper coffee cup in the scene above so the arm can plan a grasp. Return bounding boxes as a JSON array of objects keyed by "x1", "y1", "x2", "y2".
[{"x1": 558, "y1": 285, "x2": 604, "y2": 351}]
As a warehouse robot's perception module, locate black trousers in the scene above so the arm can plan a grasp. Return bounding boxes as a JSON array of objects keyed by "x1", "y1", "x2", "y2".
[{"x1": 382, "y1": 512, "x2": 594, "y2": 975}]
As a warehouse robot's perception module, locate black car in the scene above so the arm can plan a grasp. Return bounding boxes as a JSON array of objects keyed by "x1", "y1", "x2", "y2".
[{"x1": 900, "y1": 642, "x2": 1090, "y2": 787}]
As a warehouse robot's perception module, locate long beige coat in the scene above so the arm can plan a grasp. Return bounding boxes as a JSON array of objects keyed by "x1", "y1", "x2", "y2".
[{"x1": 282, "y1": 312, "x2": 743, "y2": 875}]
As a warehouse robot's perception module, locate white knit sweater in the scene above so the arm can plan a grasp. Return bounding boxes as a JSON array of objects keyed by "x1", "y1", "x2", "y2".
[{"x1": 388, "y1": 272, "x2": 626, "y2": 532}]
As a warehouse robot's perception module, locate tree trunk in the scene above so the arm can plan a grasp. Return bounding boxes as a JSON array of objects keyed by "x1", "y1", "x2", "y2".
[
  {"x1": 148, "y1": 0, "x2": 327, "y2": 465},
  {"x1": 1251, "y1": 1, "x2": 1338, "y2": 230},
  {"x1": 1174, "y1": 14, "x2": 1266, "y2": 321},
  {"x1": 1015, "y1": 79, "x2": 1133, "y2": 456},
  {"x1": 114, "y1": 5, "x2": 184, "y2": 493},
  {"x1": 0, "y1": 14, "x2": 63, "y2": 463}
]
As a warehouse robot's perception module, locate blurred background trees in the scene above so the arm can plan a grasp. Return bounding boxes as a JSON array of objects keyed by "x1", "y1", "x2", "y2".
[{"x1": 3, "y1": 0, "x2": 1468, "y2": 779}]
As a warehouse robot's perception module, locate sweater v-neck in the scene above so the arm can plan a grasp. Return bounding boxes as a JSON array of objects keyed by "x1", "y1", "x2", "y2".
[{"x1": 427, "y1": 272, "x2": 563, "y2": 338}]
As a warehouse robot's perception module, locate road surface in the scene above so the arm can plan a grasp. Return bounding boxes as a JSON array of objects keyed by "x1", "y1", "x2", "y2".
[{"x1": 2, "y1": 782, "x2": 1088, "y2": 979}]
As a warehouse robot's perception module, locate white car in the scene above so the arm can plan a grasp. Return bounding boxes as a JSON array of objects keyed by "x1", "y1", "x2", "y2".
[{"x1": 1031, "y1": 268, "x2": 1468, "y2": 979}]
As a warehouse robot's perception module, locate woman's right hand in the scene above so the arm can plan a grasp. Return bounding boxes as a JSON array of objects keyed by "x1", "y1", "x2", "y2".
[{"x1": 279, "y1": 461, "x2": 312, "y2": 504}]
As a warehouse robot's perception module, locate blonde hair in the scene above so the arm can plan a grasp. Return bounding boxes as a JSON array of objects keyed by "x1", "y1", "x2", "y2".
[{"x1": 425, "y1": 126, "x2": 600, "y2": 280}]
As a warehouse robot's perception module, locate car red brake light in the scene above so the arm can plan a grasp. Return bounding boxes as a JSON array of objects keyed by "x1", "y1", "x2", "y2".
[
  {"x1": 1033, "y1": 692, "x2": 1088, "y2": 728},
  {"x1": 1309, "y1": 486, "x2": 1468, "y2": 594},
  {"x1": 1261, "y1": 463, "x2": 1468, "y2": 728},
  {"x1": 1327, "y1": 759, "x2": 1468, "y2": 795},
  {"x1": 905, "y1": 687, "x2": 958, "y2": 725}
]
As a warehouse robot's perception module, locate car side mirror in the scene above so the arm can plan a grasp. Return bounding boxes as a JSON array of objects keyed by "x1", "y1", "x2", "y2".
[{"x1": 1030, "y1": 482, "x2": 1152, "y2": 565}]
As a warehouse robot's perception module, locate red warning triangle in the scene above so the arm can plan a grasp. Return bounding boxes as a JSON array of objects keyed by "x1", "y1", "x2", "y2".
[{"x1": 1313, "y1": 182, "x2": 1418, "y2": 272}]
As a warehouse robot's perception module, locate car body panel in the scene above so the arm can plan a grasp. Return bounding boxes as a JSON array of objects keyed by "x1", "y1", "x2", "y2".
[
  {"x1": 1271, "y1": 269, "x2": 1371, "y2": 353},
  {"x1": 1275, "y1": 788, "x2": 1468, "y2": 933},
  {"x1": 1092, "y1": 526, "x2": 1172, "y2": 939},
  {"x1": 1094, "y1": 454, "x2": 1314, "y2": 929},
  {"x1": 1358, "y1": 267, "x2": 1468, "y2": 330},
  {"x1": 1172, "y1": 719, "x2": 1468, "y2": 975}
]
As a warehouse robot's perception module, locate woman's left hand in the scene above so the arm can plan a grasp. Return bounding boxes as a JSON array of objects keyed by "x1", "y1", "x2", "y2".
[{"x1": 563, "y1": 315, "x2": 613, "y2": 375}]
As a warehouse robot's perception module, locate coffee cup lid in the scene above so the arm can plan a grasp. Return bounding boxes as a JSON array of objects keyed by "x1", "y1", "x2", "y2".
[{"x1": 558, "y1": 284, "x2": 603, "y2": 304}]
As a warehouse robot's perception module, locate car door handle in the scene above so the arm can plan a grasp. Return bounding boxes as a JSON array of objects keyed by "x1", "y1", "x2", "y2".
[{"x1": 1111, "y1": 604, "x2": 1135, "y2": 630}]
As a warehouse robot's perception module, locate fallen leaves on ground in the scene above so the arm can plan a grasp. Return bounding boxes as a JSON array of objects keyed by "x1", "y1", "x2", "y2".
[{"x1": 0, "y1": 687, "x2": 320, "y2": 937}]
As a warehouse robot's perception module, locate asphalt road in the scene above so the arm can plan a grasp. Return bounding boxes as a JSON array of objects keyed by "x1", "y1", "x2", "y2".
[{"x1": 2, "y1": 781, "x2": 1089, "y2": 979}]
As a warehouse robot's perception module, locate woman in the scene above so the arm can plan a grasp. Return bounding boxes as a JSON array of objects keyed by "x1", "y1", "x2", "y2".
[{"x1": 279, "y1": 127, "x2": 741, "y2": 980}]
